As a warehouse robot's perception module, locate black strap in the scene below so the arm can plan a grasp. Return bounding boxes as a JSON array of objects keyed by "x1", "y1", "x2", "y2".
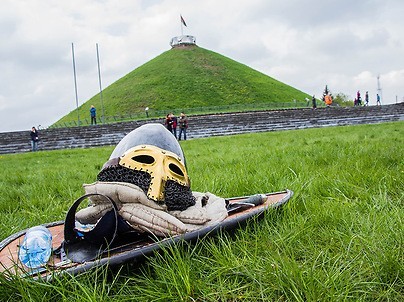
[{"x1": 62, "y1": 193, "x2": 119, "y2": 263}]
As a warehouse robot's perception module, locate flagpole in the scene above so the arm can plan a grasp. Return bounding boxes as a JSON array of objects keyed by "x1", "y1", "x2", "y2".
[
  {"x1": 71, "y1": 42, "x2": 80, "y2": 126},
  {"x1": 96, "y1": 43, "x2": 105, "y2": 124}
]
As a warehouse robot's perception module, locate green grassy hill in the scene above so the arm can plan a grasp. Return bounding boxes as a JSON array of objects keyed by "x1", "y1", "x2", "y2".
[{"x1": 56, "y1": 45, "x2": 310, "y2": 124}]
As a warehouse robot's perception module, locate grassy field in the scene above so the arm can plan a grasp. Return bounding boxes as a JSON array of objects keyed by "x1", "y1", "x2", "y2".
[
  {"x1": 55, "y1": 46, "x2": 310, "y2": 126},
  {"x1": 0, "y1": 122, "x2": 403, "y2": 301}
]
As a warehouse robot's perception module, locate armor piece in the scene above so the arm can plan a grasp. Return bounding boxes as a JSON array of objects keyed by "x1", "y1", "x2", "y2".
[{"x1": 97, "y1": 123, "x2": 195, "y2": 211}]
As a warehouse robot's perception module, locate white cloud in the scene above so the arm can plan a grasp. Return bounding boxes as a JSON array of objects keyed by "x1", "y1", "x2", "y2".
[{"x1": 1, "y1": 0, "x2": 403, "y2": 132}]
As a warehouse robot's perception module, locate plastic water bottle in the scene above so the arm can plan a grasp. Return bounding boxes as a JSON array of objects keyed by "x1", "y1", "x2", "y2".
[{"x1": 18, "y1": 225, "x2": 52, "y2": 269}]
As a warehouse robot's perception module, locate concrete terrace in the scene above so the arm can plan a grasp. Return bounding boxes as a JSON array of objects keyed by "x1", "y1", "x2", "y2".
[{"x1": 0, "y1": 103, "x2": 403, "y2": 154}]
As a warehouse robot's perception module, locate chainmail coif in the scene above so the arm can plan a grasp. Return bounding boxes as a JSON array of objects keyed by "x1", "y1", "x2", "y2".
[{"x1": 97, "y1": 165, "x2": 151, "y2": 196}]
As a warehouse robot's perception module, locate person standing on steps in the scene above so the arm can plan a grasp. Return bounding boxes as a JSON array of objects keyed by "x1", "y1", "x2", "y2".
[
  {"x1": 165, "y1": 114, "x2": 173, "y2": 134},
  {"x1": 30, "y1": 126, "x2": 39, "y2": 151},
  {"x1": 178, "y1": 112, "x2": 188, "y2": 140},
  {"x1": 171, "y1": 113, "x2": 178, "y2": 139},
  {"x1": 376, "y1": 94, "x2": 381, "y2": 106},
  {"x1": 312, "y1": 95, "x2": 317, "y2": 109},
  {"x1": 365, "y1": 91, "x2": 369, "y2": 106},
  {"x1": 325, "y1": 93, "x2": 333, "y2": 107},
  {"x1": 90, "y1": 105, "x2": 97, "y2": 125},
  {"x1": 356, "y1": 91, "x2": 361, "y2": 106}
]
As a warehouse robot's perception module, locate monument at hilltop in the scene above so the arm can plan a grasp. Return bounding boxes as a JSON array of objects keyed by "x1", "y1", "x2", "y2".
[
  {"x1": 170, "y1": 35, "x2": 196, "y2": 47},
  {"x1": 170, "y1": 15, "x2": 196, "y2": 48}
]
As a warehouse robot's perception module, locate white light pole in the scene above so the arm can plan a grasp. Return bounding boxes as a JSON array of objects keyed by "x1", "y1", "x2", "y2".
[
  {"x1": 71, "y1": 43, "x2": 80, "y2": 126},
  {"x1": 96, "y1": 43, "x2": 106, "y2": 123}
]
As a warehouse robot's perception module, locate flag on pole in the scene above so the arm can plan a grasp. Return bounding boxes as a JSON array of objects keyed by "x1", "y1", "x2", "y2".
[{"x1": 180, "y1": 15, "x2": 187, "y2": 27}]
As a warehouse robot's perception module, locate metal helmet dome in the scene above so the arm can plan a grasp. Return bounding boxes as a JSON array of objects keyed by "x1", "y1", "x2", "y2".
[{"x1": 109, "y1": 123, "x2": 185, "y2": 163}]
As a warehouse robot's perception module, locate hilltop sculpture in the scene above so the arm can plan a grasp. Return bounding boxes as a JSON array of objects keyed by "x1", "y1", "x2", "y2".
[{"x1": 170, "y1": 35, "x2": 196, "y2": 47}]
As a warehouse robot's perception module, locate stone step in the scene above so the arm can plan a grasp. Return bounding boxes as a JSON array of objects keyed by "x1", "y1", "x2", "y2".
[{"x1": 1, "y1": 103, "x2": 403, "y2": 154}]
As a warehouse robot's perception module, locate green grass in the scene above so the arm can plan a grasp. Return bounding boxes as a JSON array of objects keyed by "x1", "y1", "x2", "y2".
[
  {"x1": 0, "y1": 122, "x2": 403, "y2": 301},
  {"x1": 55, "y1": 46, "x2": 310, "y2": 126}
]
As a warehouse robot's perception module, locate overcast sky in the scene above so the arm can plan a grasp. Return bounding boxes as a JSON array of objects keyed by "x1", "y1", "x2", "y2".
[{"x1": 1, "y1": 0, "x2": 403, "y2": 133}]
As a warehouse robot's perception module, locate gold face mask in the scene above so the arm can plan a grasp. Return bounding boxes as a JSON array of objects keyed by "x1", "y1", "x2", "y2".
[{"x1": 119, "y1": 145, "x2": 190, "y2": 202}]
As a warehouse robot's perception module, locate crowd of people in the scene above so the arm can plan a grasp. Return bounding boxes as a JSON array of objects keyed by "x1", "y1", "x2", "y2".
[
  {"x1": 165, "y1": 112, "x2": 188, "y2": 140},
  {"x1": 29, "y1": 89, "x2": 386, "y2": 151},
  {"x1": 28, "y1": 92, "x2": 387, "y2": 152},
  {"x1": 354, "y1": 91, "x2": 382, "y2": 107},
  {"x1": 29, "y1": 107, "x2": 190, "y2": 152},
  {"x1": 314, "y1": 85, "x2": 383, "y2": 109},
  {"x1": 89, "y1": 106, "x2": 190, "y2": 140},
  {"x1": 87, "y1": 105, "x2": 191, "y2": 140}
]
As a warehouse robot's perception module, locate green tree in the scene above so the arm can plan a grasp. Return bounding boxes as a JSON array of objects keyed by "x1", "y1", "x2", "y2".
[{"x1": 333, "y1": 92, "x2": 354, "y2": 107}]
